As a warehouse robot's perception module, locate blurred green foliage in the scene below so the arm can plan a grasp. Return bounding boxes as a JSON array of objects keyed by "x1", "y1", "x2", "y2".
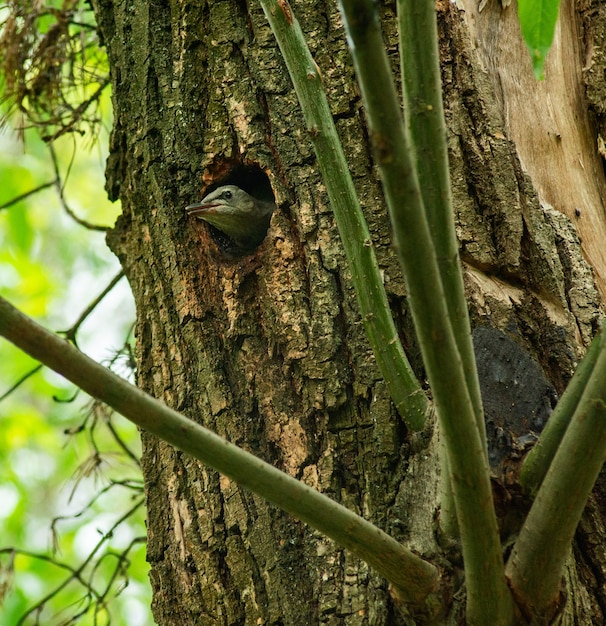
[{"x1": 0, "y1": 89, "x2": 152, "y2": 624}]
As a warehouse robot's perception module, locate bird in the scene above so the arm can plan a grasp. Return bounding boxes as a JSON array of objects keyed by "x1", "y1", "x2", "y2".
[{"x1": 185, "y1": 185, "x2": 274, "y2": 252}]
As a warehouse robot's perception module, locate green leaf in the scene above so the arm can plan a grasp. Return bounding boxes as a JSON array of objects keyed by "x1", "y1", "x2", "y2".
[{"x1": 518, "y1": 0, "x2": 561, "y2": 79}]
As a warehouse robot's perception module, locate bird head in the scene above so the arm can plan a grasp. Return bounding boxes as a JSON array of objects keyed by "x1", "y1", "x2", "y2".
[{"x1": 186, "y1": 185, "x2": 274, "y2": 251}]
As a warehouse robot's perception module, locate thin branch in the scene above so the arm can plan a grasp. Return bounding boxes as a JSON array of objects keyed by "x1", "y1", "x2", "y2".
[
  {"x1": 0, "y1": 364, "x2": 43, "y2": 402},
  {"x1": 337, "y1": 1, "x2": 513, "y2": 623},
  {"x1": 1, "y1": 547, "x2": 87, "y2": 582},
  {"x1": 42, "y1": 77, "x2": 111, "y2": 143},
  {"x1": 104, "y1": 416, "x2": 141, "y2": 467},
  {"x1": 47, "y1": 142, "x2": 108, "y2": 232},
  {"x1": 0, "y1": 295, "x2": 441, "y2": 612},
  {"x1": 11, "y1": 498, "x2": 144, "y2": 626},
  {"x1": 60, "y1": 271, "x2": 125, "y2": 345},
  {"x1": 51, "y1": 480, "x2": 143, "y2": 553},
  {"x1": 0, "y1": 180, "x2": 58, "y2": 211},
  {"x1": 92, "y1": 536, "x2": 146, "y2": 606}
]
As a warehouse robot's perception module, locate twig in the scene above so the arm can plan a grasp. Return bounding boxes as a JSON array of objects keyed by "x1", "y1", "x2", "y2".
[
  {"x1": 42, "y1": 77, "x2": 111, "y2": 143},
  {"x1": 47, "y1": 142, "x2": 108, "y2": 232},
  {"x1": 61, "y1": 271, "x2": 125, "y2": 345},
  {"x1": 0, "y1": 181, "x2": 58, "y2": 211},
  {"x1": 0, "y1": 364, "x2": 43, "y2": 402},
  {"x1": 12, "y1": 498, "x2": 144, "y2": 626}
]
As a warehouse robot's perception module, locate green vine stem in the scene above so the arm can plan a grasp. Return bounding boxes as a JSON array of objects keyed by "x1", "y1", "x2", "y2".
[
  {"x1": 397, "y1": 0, "x2": 483, "y2": 540},
  {"x1": 0, "y1": 295, "x2": 440, "y2": 611},
  {"x1": 506, "y1": 327, "x2": 606, "y2": 618},
  {"x1": 337, "y1": 0, "x2": 514, "y2": 623},
  {"x1": 520, "y1": 326, "x2": 604, "y2": 495},
  {"x1": 397, "y1": 0, "x2": 484, "y2": 444},
  {"x1": 259, "y1": 0, "x2": 430, "y2": 431}
]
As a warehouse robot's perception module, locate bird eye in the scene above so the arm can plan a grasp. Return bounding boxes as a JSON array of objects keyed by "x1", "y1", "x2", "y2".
[{"x1": 222, "y1": 190, "x2": 232, "y2": 200}]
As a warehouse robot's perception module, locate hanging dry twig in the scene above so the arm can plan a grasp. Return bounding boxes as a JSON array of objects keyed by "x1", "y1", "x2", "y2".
[{"x1": 0, "y1": 0, "x2": 109, "y2": 139}]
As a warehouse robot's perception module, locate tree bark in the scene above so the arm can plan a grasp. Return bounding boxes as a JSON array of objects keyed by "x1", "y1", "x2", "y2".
[{"x1": 91, "y1": 0, "x2": 606, "y2": 622}]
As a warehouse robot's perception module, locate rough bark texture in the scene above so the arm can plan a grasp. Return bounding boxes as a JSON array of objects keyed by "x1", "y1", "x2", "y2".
[{"x1": 91, "y1": 0, "x2": 605, "y2": 622}]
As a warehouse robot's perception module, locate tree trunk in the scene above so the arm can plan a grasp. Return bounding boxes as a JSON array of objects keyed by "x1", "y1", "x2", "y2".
[{"x1": 91, "y1": 0, "x2": 606, "y2": 622}]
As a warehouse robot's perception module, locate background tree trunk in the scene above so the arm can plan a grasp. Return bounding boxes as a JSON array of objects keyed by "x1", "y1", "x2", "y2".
[{"x1": 91, "y1": 0, "x2": 606, "y2": 622}]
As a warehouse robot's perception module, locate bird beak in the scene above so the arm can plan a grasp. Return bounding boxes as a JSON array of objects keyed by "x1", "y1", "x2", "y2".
[{"x1": 185, "y1": 201, "x2": 218, "y2": 216}]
